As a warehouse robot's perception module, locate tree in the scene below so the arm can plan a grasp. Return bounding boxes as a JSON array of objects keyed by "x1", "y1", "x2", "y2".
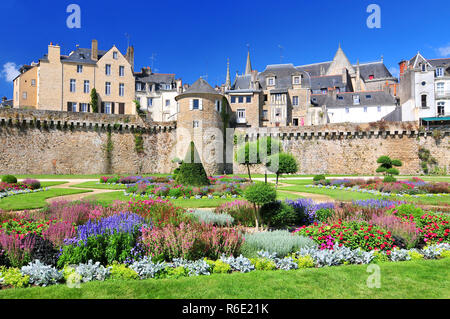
[
  {"x1": 266, "y1": 153, "x2": 298, "y2": 189},
  {"x1": 235, "y1": 136, "x2": 282, "y2": 182},
  {"x1": 220, "y1": 97, "x2": 230, "y2": 174},
  {"x1": 244, "y1": 182, "x2": 277, "y2": 231},
  {"x1": 90, "y1": 88, "x2": 98, "y2": 113},
  {"x1": 134, "y1": 99, "x2": 145, "y2": 115},
  {"x1": 376, "y1": 155, "x2": 402, "y2": 182},
  {"x1": 175, "y1": 141, "x2": 210, "y2": 186}
]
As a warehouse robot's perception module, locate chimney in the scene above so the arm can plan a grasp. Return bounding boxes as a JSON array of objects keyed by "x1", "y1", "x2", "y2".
[
  {"x1": 91, "y1": 39, "x2": 98, "y2": 61},
  {"x1": 176, "y1": 79, "x2": 183, "y2": 93},
  {"x1": 328, "y1": 87, "x2": 337, "y2": 100},
  {"x1": 355, "y1": 60, "x2": 361, "y2": 92},
  {"x1": 399, "y1": 60, "x2": 407, "y2": 78},
  {"x1": 48, "y1": 43, "x2": 61, "y2": 62},
  {"x1": 126, "y1": 46, "x2": 135, "y2": 70}
]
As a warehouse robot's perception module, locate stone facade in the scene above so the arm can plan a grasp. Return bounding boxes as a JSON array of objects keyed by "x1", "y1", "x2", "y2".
[{"x1": 0, "y1": 109, "x2": 448, "y2": 176}]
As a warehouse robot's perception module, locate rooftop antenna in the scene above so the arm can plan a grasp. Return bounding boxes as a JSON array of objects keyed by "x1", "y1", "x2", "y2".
[
  {"x1": 150, "y1": 53, "x2": 157, "y2": 71},
  {"x1": 125, "y1": 33, "x2": 131, "y2": 48},
  {"x1": 278, "y1": 45, "x2": 284, "y2": 63}
]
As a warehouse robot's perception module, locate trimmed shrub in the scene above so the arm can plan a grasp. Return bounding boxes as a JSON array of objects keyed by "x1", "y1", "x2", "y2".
[
  {"x1": 260, "y1": 201, "x2": 297, "y2": 228},
  {"x1": 244, "y1": 182, "x2": 277, "y2": 229},
  {"x1": 313, "y1": 175, "x2": 326, "y2": 182},
  {"x1": 240, "y1": 230, "x2": 316, "y2": 258},
  {"x1": 175, "y1": 142, "x2": 210, "y2": 186},
  {"x1": 1, "y1": 175, "x2": 17, "y2": 184}
]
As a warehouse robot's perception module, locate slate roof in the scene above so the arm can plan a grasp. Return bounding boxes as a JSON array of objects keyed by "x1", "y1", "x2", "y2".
[
  {"x1": 178, "y1": 78, "x2": 222, "y2": 96},
  {"x1": 135, "y1": 69, "x2": 175, "y2": 85},
  {"x1": 40, "y1": 47, "x2": 109, "y2": 64},
  {"x1": 428, "y1": 58, "x2": 450, "y2": 69},
  {"x1": 258, "y1": 64, "x2": 303, "y2": 90},
  {"x1": 358, "y1": 62, "x2": 395, "y2": 80},
  {"x1": 311, "y1": 91, "x2": 397, "y2": 108},
  {"x1": 296, "y1": 62, "x2": 332, "y2": 77}
]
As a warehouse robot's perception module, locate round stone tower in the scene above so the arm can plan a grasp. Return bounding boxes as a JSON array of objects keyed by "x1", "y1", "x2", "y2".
[{"x1": 175, "y1": 78, "x2": 225, "y2": 176}]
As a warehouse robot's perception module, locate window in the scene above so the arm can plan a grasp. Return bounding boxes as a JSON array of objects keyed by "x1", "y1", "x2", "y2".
[
  {"x1": 230, "y1": 96, "x2": 236, "y2": 103},
  {"x1": 421, "y1": 94, "x2": 427, "y2": 108},
  {"x1": 84, "y1": 80, "x2": 90, "y2": 94},
  {"x1": 293, "y1": 76, "x2": 300, "y2": 85},
  {"x1": 345, "y1": 107, "x2": 350, "y2": 114},
  {"x1": 104, "y1": 102, "x2": 112, "y2": 114},
  {"x1": 237, "y1": 109, "x2": 246, "y2": 123},
  {"x1": 113, "y1": 52, "x2": 118, "y2": 60},
  {"x1": 215, "y1": 100, "x2": 221, "y2": 112},
  {"x1": 264, "y1": 94, "x2": 268, "y2": 102},
  {"x1": 321, "y1": 89, "x2": 327, "y2": 94},
  {"x1": 77, "y1": 65, "x2": 83, "y2": 73},
  {"x1": 246, "y1": 96, "x2": 251, "y2": 103},
  {"x1": 80, "y1": 103, "x2": 88, "y2": 112},
  {"x1": 238, "y1": 96, "x2": 244, "y2": 103},
  {"x1": 165, "y1": 99, "x2": 170, "y2": 107},
  {"x1": 421, "y1": 64, "x2": 426, "y2": 72},
  {"x1": 105, "y1": 64, "x2": 111, "y2": 76},
  {"x1": 22, "y1": 92, "x2": 27, "y2": 100},
  {"x1": 366, "y1": 95, "x2": 372, "y2": 99},
  {"x1": 119, "y1": 66, "x2": 125, "y2": 77},
  {"x1": 147, "y1": 97, "x2": 153, "y2": 107},
  {"x1": 119, "y1": 83, "x2": 124, "y2": 97},
  {"x1": 70, "y1": 102, "x2": 77, "y2": 112},
  {"x1": 377, "y1": 106, "x2": 382, "y2": 112},
  {"x1": 275, "y1": 108, "x2": 281, "y2": 117},
  {"x1": 293, "y1": 118, "x2": 299, "y2": 126},
  {"x1": 292, "y1": 96, "x2": 299, "y2": 106},
  {"x1": 267, "y1": 77, "x2": 275, "y2": 86},
  {"x1": 165, "y1": 84, "x2": 171, "y2": 90},
  {"x1": 364, "y1": 106, "x2": 368, "y2": 113},
  {"x1": 105, "y1": 82, "x2": 111, "y2": 95},
  {"x1": 31, "y1": 79, "x2": 36, "y2": 87},
  {"x1": 437, "y1": 82, "x2": 445, "y2": 95},
  {"x1": 337, "y1": 96, "x2": 344, "y2": 100},
  {"x1": 421, "y1": 81, "x2": 426, "y2": 86},
  {"x1": 136, "y1": 83, "x2": 142, "y2": 91},
  {"x1": 438, "y1": 102, "x2": 445, "y2": 116},
  {"x1": 192, "y1": 99, "x2": 199, "y2": 110},
  {"x1": 353, "y1": 95, "x2": 360, "y2": 105},
  {"x1": 262, "y1": 110, "x2": 268, "y2": 120},
  {"x1": 193, "y1": 121, "x2": 200, "y2": 128},
  {"x1": 70, "y1": 79, "x2": 76, "y2": 92},
  {"x1": 436, "y1": 67, "x2": 444, "y2": 77}
]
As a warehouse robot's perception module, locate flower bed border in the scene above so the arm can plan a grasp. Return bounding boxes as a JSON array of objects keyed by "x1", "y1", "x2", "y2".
[{"x1": 0, "y1": 188, "x2": 48, "y2": 200}]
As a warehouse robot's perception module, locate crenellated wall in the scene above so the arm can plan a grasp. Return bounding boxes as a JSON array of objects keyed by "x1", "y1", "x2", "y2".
[
  {"x1": 233, "y1": 123, "x2": 449, "y2": 175},
  {"x1": 0, "y1": 109, "x2": 448, "y2": 176}
]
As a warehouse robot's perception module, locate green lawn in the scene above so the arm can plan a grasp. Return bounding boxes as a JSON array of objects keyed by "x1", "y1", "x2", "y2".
[
  {"x1": 41, "y1": 181, "x2": 69, "y2": 187},
  {"x1": 0, "y1": 188, "x2": 92, "y2": 211},
  {"x1": 71, "y1": 181, "x2": 128, "y2": 190},
  {"x1": 1, "y1": 259, "x2": 448, "y2": 299},
  {"x1": 86, "y1": 190, "x2": 303, "y2": 208}
]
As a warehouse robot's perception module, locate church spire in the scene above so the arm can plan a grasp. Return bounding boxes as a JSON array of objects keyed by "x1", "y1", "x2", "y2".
[
  {"x1": 245, "y1": 45, "x2": 252, "y2": 75},
  {"x1": 225, "y1": 58, "x2": 231, "y2": 89}
]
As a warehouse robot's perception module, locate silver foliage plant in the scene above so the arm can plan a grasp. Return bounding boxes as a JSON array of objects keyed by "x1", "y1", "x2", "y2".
[
  {"x1": 421, "y1": 243, "x2": 450, "y2": 259},
  {"x1": 130, "y1": 256, "x2": 167, "y2": 279},
  {"x1": 241, "y1": 231, "x2": 316, "y2": 258},
  {"x1": 256, "y1": 251, "x2": 298, "y2": 271},
  {"x1": 170, "y1": 258, "x2": 211, "y2": 277},
  {"x1": 20, "y1": 260, "x2": 63, "y2": 287},
  {"x1": 75, "y1": 260, "x2": 111, "y2": 282},
  {"x1": 187, "y1": 209, "x2": 234, "y2": 226},
  {"x1": 296, "y1": 246, "x2": 375, "y2": 267},
  {"x1": 220, "y1": 255, "x2": 255, "y2": 273}
]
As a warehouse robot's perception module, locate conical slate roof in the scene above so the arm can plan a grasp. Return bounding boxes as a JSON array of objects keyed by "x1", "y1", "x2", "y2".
[{"x1": 181, "y1": 78, "x2": 222, "y2": 95}]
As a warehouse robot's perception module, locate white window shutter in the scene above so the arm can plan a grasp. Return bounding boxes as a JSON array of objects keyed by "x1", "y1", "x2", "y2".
[
  {"x1": 199, "y1": 99, "x2": 203, "y2": 110},
  {"x1": 189, "y1": 99, "x2": 193, "y2": 110}
]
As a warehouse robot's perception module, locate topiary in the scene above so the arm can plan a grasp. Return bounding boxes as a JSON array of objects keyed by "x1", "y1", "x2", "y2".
[
  {"x1": 313, "y1": 175, "x2": 326, "y2": 182},
  {"x1": 2, "y1": 175, "x2": 17, "y2": 184},
  {"x1": 244, "y1": 182, "x2": 277, "y2": 230},
  {"x1": 376, "y1": 156, "x2": 402, "y2": 181},
  {"x1": 175, "y1": 142, "x2": 210, "y2": 186}
]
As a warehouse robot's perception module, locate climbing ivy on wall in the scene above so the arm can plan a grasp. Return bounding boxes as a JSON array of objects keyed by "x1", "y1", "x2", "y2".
[
  {"x1": 134, "y1": 132, "x2": 144, "y2": 154},
  {"x1": 103, "y1": 127, "x2": 114, "y2": 174}
]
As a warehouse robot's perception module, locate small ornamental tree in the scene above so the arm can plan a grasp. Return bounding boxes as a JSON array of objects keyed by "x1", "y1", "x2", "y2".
[
  {"x1": 376, "y1": 156, "x2": 402, "y2": 182},
  {"x1": 235, "y1": 136, "x2": 282, "y2": 182},
  {"x1": 266, "y1": 153, "x2": 298, "y2": 188},
  {"x1": 244, "y1": 182, "x2": 277, "y2": 230},
  {"x1": 175, "y1": 141, "x2": 210, "y2": 186},
  {"x1": 90, "y1": 88, "x2": 98, "y2": 113}
]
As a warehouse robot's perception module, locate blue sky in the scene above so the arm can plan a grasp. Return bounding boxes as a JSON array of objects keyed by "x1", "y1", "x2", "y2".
[{"x1": 1, "y1": 0, "x2": 449, "y2": 98}]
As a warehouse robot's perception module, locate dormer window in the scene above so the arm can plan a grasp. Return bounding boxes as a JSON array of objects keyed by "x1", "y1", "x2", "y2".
[
  {"x1": 293, "y1": 76, "x2": 301, "y2": 85},
  {"x1": 77, "y1": 65, "x2": 83, "y2": 73},
  {"x1": 436, "y1": 67, "x2": 444, "y2": 77},
  {"x1": 353, "y1": 95, "x2": 360, "y2": 105},
  {"x1": 113, "y1": 52, "x2": 118, "y2": 59},
  {"x1": 368, "y1": 75, "x2": 374, "y2": 80},
  {"x1": 421, "y1": 64, "x2": 426, "y2": 72},
  {"x1": 267, "y1": 77, "x2": 275, "y2": 86}
]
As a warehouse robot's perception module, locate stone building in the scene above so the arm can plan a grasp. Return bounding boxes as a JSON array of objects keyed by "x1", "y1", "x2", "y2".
[
  {"x1": 134, "y1": 67, "x2": 182, "y2": 122},
  {"x1": 13, "y1": 40, "x2": 136, "y2": 115},
  {"x1": 175, "y1": 78, "x2": 225, "y2": 176},
  {"x1": 399, "y1": 52, "x2": 450, "y2": 127},
  {"x1": 224, "y1": 45, "x2": 398, "y2": 127}
]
